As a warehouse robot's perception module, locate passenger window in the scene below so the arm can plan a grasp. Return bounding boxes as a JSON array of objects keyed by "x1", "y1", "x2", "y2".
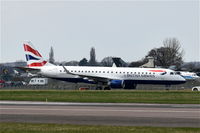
[{"x1": 170, "y1": 72, "x2": 174, "y2": 75}]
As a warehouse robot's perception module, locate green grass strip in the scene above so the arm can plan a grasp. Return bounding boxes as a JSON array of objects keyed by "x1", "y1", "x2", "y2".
[
  {"x1": 0, "y1": 122, "x2": 200, "y2": 133},
  {"x1": 0, "y1": 90, "x2": 199, "y2": 104}
]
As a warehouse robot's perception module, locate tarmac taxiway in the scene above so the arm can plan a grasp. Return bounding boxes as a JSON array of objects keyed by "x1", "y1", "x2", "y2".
[{"x1": 0, "y1": 101, "x2": 199, "y2": 127}]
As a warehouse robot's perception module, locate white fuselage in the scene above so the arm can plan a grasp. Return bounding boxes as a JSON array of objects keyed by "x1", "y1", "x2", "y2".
[{"x1": 39, "y1": 66, "x2": 185, "y2": 85}]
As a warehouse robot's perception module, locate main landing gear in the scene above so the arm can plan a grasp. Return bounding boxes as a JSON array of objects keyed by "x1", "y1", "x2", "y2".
[
  {"x1": 165, "y1": 84, "x2": 171, "y2": 90},
  {"x1": 95, "y1": 86, "x2": 111, "y2": 90}
]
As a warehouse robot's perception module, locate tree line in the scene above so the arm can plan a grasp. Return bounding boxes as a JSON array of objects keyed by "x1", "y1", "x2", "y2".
[{"x1": 48, "y1": 38, "x2": 197, "y2": 71}]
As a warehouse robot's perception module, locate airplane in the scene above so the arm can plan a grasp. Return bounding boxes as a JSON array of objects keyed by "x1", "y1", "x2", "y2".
[
  {"x1": 177, "y1": 71, "x2": 199, "y2": 80},
  {"x1": 112, "y1": 57, "x2": 199, "y2": 80},
  {"x1": 21, "y1": 41, "x2": 186, "y2": 90}
]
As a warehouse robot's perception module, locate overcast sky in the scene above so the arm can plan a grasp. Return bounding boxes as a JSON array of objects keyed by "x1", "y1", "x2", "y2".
[{"x1": 1, "y1": 0, "x2": 199, "y2": 63}]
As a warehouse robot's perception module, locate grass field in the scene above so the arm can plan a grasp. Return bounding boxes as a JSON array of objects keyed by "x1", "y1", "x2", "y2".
[
  {"x1": 0, "y1": 89, "x2": 199, "y2": 104},
  {"x1": 0, "y1": 122, "x2": 200, "y2": 133}
]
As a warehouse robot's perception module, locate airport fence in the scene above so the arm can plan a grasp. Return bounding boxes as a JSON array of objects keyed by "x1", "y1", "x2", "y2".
[
  {"x1": 0, "y1": 76, "x2": 199, "y2": 90},
  {"x1": 0, "y1": 80, "x2": 199, "y2": 90}
]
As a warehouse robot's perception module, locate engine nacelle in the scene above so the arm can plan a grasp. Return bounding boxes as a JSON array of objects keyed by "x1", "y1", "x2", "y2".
[
  {"x1": 108, "y1": 80, "x2": 137, "y2": 89},
  {"x1": 108, "y1": 80, "x2": 124, "y2": 88}
]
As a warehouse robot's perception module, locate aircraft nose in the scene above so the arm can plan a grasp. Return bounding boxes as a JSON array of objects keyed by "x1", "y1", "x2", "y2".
[{"x1": 180, "y1": 75, "x2": 186, "y2": 83}]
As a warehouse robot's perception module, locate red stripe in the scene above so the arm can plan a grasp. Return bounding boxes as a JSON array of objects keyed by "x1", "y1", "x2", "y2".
[
  {"x1": 24, "y1": 44, "x2": 42, "y2": 57},
  {"x1": 148, "y1": 70, "x2": 166, "y2": 72},
  {"x1": 28, "y1": 61, "x2": 47, "y2": 67}
]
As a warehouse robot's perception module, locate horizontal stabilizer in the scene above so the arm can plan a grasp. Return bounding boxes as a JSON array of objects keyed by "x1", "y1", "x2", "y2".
[{"x1": 15, "y1": 67, "x2": 41, "y2": 73}]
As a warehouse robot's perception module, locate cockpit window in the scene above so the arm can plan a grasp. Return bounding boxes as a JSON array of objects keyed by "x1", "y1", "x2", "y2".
[
  {"x1": 170, "y1": 72, "x2": 174, "y2": 75},
  {"x1": 176, "y1": 72, "x2": 181, "y2": 75}
]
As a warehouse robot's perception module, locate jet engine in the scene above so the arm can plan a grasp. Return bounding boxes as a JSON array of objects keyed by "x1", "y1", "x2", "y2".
[{"x1": 108, "y1": 80, "x2": 137, "y2": 89}]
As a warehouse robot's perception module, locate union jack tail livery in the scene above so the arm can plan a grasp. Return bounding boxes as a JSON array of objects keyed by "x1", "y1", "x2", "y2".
[{"x1": 23, "y1": 41, "x2": 54, "y2": 67}]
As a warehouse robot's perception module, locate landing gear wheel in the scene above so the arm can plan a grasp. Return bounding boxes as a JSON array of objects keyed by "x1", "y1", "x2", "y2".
[
  {"x1": 104, "y1": 86, "x2": 111, "y2": 90},
  {"x1": 96, "y1": 86, "x2": 103, "y2": 90}
]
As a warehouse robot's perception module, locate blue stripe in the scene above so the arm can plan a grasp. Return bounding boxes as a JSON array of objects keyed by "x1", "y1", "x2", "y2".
[
  {"x1": 26, "y1": 54, "x2": 40, "y2": 61},
  {"x1": 52, "y1": 78, "x2": 96, "y2": 84},
  {"x1": 182, "y1": 76, "x2": 193, "y2": 80},
  {"x1": 52, "y1": 78, "x2": 186, "y2": 85}
]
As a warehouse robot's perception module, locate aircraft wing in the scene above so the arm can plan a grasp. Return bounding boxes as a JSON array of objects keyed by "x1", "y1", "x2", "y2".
[
  {"x1": 80, "y1": 74, "x2": 109, "y2": 83},
  {"x1": 62, "y1": 66, "x2": 109, "y2": 83}
]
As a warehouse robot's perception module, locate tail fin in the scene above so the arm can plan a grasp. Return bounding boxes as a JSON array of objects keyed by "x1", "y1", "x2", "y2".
[{"x1": 23, "y1": 41, "x2": 54, "y2": 67}]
